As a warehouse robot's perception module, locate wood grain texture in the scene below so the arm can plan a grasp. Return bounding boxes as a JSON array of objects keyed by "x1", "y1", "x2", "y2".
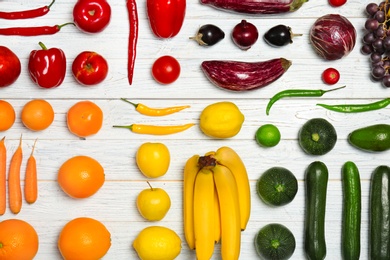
[{"x1": 0, "y1": 0, "x2": 388, "y2": 259}]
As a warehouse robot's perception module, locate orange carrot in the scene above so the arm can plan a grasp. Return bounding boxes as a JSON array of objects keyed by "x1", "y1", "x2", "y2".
[
  {"x1": 25, "y1": 139, "x2": 38, "y2": 204},
  {"x1": 8, "y1": 135, "x2": 23, "y2": 214},
  {"x1": 0, "y1": 137, "x2": 6, "y2": 215}
]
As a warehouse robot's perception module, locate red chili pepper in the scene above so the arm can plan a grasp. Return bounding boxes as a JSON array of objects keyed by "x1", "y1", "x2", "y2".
[
  {"x1": 28, "y1": 42, "x2": 66, "y2": 89},
  {"x1": 0, "y1": 0, "x2": 55, "y2": 20},
  {"x1": 147, "y1": 0, "x2": 186, "y2": 38},
  {"x1": 0, "y1": 23, "x2": 73, "y2": 36},
  {"x1": 127, "y1": 0, "x2": 138, "y2": 85}
]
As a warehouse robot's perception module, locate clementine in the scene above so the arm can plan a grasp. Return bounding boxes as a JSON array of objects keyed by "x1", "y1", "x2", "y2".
[
  {"x1": 58, "y1": 217, "x2": 111, "y2": 260},
  {"x1": 0, "y1": 219, "x2": 39, "y2": 260},
  {"x1": 67, "y1": 101, "x2": 103, "y2": 138},
  {"x1": 0, "y1": 100, "x2": 16, "y2": 131},
  {"x1": 21, "y1": 99, "x2": 54, "y2": 131},
  {"x1": 58, "y1": 155, "x2": 105, "y2": 199}
]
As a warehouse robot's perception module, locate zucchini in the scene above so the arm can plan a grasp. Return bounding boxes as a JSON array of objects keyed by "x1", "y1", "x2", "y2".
[
  {"x1": 370, "y1": 165, "x2": 390, "y2": 260},
  {"x1": 341, "y1": 161, "x2": 361, "y2": 260},
  {"x1": 304, "y1": 161, "x2": 328, "y2": 260}
]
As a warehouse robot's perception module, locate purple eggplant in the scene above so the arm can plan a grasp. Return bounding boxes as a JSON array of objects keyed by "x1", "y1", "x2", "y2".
[
  {"x1": 200, "y1": 0, "x2": 308, "y2": 15},
  {"x1": 201, "y1": 58, "x2": 292, "y2": 91}
]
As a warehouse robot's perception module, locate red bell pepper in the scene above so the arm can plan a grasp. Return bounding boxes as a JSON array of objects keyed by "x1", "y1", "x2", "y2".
[
  {"x1": 28, "y1": 42, "x2": 66, "y2": 88},
  {"x1": 147, "y1": 0, "x2": 186, "y2": 38}
]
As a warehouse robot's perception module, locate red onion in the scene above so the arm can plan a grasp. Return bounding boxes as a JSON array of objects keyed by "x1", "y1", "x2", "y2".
[{"x1": 310, "y1": 14, "x2": 356, "y2": 60}]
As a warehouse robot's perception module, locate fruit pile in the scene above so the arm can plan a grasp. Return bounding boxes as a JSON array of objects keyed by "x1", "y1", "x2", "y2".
[
  {"x1": 362, "y1": 1, "x2": 390, "y2": 87},
  {"x1": 0, "y1": 0, "x2": 389, "y2": 259},
  {"x1": 183, "y1": 147, "x2": 250, "y2": 259}
]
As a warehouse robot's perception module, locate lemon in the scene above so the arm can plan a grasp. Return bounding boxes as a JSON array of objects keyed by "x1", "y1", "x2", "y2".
[
  {"x1": 136, "y1": 142, "x2": 170, "y2": 178},
  {"x1": 255, "y1": 124, "x2": 281, "y2": 147},
  {"x1": 133, "y1": 226, "x2": 181, "y2": 260},
  {"x1": 199, "y1": 101, "x2": 245, "y2": 138}
]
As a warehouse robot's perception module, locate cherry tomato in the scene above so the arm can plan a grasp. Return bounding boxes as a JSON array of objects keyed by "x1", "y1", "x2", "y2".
[
  {"x1": 322, "y1": 68, "x2": 340, "y2": 85},
  {"x1": 151, "y1": 55, "x2": 180, "y2": 84},
  {"x1": 328, "y1": 0, "x2": 347, "y2": 7}
]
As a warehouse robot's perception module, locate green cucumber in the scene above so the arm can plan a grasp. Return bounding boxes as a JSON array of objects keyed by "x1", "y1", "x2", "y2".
[
  {"x1": 370, "y1": 165, "x2": 390, "y2": 260},
  {"x1": 304, "y1": 161, "x2": 328, "y2": 260},
  {"x1": 341, "y1": 161, "x2": 361, "y2": 260},
  {"x1": 348, "y1": 124, "x2": 390, "y2": 152}
]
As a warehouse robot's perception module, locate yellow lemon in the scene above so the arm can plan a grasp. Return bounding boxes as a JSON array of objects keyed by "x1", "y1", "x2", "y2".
[
  {"x1": 136, "y1": 142, "x2": 170, "y2": 178},
  {"x1": 136, "y1": 183, "x2": 171, "y2": 221},
  {"x1": 133, "y1": 226, "x2": 181, "y2": 260},
  {"x1": 199, "y1": 101, "x2": 245, "y2": 138}
]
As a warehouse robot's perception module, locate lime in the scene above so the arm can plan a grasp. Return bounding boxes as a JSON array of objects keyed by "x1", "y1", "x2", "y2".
[{"x1": 255, "y1": 124, "x2": 281, "y2": 147}]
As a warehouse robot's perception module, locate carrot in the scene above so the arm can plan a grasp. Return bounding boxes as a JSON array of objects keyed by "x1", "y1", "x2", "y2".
[
  {"x1": 24, "y1": 139, "x2": 37, "y2": 204},
  {"x1": 0, "y1": 137, "x2": 6, "y2": 215},
  {"x1": 8, "y1": 135, "x2": 23, "y2": 214}
]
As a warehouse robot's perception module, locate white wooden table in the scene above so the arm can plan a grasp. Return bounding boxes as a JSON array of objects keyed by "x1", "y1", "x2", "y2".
[{"x1": 0, "y1": 0, "x2": 389, "y2": 259}]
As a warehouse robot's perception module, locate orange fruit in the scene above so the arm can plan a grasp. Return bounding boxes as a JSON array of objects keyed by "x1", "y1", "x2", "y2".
[
  {"x1": 0, "y1": 100, "x2": 16, "y2": 131},
  {"x1": 21, "y1": 99, "x2": 54, "y2": 131},
  {"x1": 58, "y1": 217, "x2": 111, "y2": 260},
  {"x1": 58, "y1": 155, "x2": 105, "y2": 199},
  {"x1": 67, "y1": 101, "x2": 103, "y2": 138},
  {"x1": 0, "y1": 219, "x2": 39, "y2": 260}
]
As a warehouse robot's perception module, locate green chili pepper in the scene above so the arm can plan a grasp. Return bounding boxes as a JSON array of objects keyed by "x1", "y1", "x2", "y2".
[
  {"x1": 266, "y1": 85, "x2": 346, "y2": 115},
  {"x1": 317, "y1": 98, "x2": 390, "y2": 113}
]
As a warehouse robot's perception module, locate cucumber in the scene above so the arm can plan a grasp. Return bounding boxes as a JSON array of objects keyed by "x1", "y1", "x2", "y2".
[
  {"x1": 341, "y1": 161, "x2": 361, "y2": 260},
  {"x1": 304, "y1": 161, "x2": 328, "y2": 260},
  {"x1": 370, "y1": 165, "x2": 390, "y2": 260}
]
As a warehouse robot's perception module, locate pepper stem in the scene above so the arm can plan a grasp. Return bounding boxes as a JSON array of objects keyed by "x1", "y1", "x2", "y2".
[
  {"x1": 48, "y1": 0, "x2": 56, "y2": 9},
  {"x1": 38, "y1": 42, "x2": 47, "y2": 50},
  {"x1": 57, "y1": 22, "x2": 75, "y2": 31},
  {"x1": 321, "y1": 85, "x2": 346, "y2": 95},
  {"x1": 120, "y1": 98, "x2": 138, "y2": 108},
  {"x1": 113, "y1": 125, "x2": 133, "y2": 130}
]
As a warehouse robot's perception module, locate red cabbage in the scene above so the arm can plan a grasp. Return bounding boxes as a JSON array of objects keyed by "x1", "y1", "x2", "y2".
[{"x1": 310, "y1": 14, "x2": 356, "y2": 60}]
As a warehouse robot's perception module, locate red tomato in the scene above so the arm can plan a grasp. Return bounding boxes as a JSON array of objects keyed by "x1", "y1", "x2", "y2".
[
  {"x1": 72, "y1": 51, "x2": 108, "y2": 86},
  {"x1": 73, "y1": 0, "x2": 111, "y2": 33},
  {"x1": 151, "y1": 56, "x2": 181, "y2": 84},
  {"x1": 329, "y1": 0, "x2": 347, "y2": 7},
  {"x1": 322, "y1": 68, "x2": 340, "y2": 85}
]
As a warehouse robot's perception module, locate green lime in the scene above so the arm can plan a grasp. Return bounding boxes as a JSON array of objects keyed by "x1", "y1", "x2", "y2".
[{"x1": 255, "y1": 124, "x2": 281, "y2": 147}]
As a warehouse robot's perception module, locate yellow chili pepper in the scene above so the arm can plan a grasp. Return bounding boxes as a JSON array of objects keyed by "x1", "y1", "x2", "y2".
[
  {"x1": 113, "y1": 123, "x2": 195, "y2": 135},
  {"x1": 121, "y1": 98, "x2": 190, "y2": 116}
]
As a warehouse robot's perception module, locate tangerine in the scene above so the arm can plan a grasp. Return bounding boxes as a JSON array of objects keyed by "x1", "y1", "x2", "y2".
[
  {"x1": 21, "y1": 99, "x2": 54, "y2": 131},
  {"x1": 0, "y1": 100, "x2": 16, "y2": 131},
  {"x1": 67, "y1": 101, "x2": 103, "y2": 138},
  {"x1": 58, "y1": 217, "x2": 111, "y2": 260},
  {"x1": 58, "y1": 155, "x2": 105, "y2": 199},
  {"x1": 0, "y1": 219, "x2": 39, "y2": 260}
]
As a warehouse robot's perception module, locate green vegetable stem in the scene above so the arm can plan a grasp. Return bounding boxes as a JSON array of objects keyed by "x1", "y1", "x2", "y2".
[
  {"x1": 317, "y1": 98, "x2": 390, "y2": 113},
  {"x1": 266, "y1": 85, "x2": 346, "y2": 115}
]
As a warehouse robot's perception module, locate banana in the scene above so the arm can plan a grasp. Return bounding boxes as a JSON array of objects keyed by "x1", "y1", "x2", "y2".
[
  {"x1": 212, "y1": 164, "x2": 241, "y2": 260},
  {"x1": 193, "y1": 168, "x2": 215, "y2": 260},
  {"x1": 183, "y1": 155, "x2": 200, "y2": 250},
  {"x1": 214, "y1": 186, "x2": 221, "y2": 244},
  {"x1": 213, "y1": 146, "x2": 251, "y2": 231}
]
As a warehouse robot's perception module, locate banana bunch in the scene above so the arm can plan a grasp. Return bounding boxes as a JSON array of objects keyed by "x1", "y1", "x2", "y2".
[{"x1": 183, "y1": 146, "x2": 251, "y2": 260}]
